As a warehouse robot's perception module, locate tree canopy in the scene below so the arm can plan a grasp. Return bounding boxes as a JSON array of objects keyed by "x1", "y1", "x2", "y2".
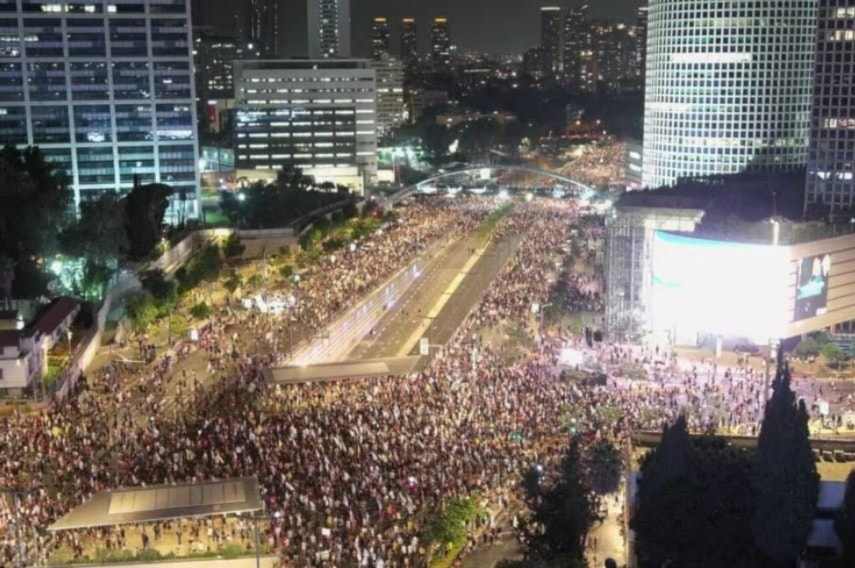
[
  {"x1": 220, "y1": 166, "x2": 353, "y2": 229},
  {"x1": 123, "y1": 181, "x2": 172, "y2": 259},
  {"x1": 632, "y1": 432, "x2": 758, "y2": 568},
  {"x1": 0, "y1": 145, "x2": 71, "y2": 297},
  {"x1": 526, "y1": 437, "x2": 597, "y2": 562},
  {"x1": 751, "y1": 364, "x2": 819, "y2": 565}
]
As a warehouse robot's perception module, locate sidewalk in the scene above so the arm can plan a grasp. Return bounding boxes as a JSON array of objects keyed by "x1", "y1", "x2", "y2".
[{"x1": 586, "y1": 492, "x2": 627, "y2": 568}]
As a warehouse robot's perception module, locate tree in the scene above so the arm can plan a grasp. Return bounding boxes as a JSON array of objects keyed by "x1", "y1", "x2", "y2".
[
  {"x1": 222, "y1": 233, "x2": 245, "y2": 259},
  {"x1": 632, "y1": 434, "x2": 757, "y2": 568},
  {"x1": 638, "y1": 415, "x2": 690, "y2": 504},
  {"x1": 123, "y1": 181, "x2": 172, "y2": 258},
  {"x1": 63, "y1": 191, "x2": 127, "y2": 262},
  {"x1": 140, "y1": 269, "x2": 177, "y2": 306},
  {"x1": 585, "y1": 440, "x2": 624, "y2": 495},
  {"x1": 527, "y1": 437, "x2": 597, "y2": 562},
  {"x1": 751, "y1": 364, "x2": 819, "y2": 565},
  {"x1": 793, "y1": 337, "x2": 820, "y2": 359},
  {"x1": 189, "y1": 302, "x2": 211, "y2": 320},
  {"x1": 0, "y1": 146, "x2": 71, "y2": 297},
  {"x1": 836, "y1": 470, "x2": 855, "y2": 566},
  {"x1": 124, "y1": 291, "x2": 159, "y2": 331},
  {"x1": 822, "y1": 341, "x2": 846, "y2": 370}
]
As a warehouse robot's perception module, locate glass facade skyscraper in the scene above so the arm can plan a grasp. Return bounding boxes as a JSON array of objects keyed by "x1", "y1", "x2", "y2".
[
  {"x1": 642, "y1": 0, "x2": 815, "y2": 190},
  {"x1": 0, "y1": 0, "x2": 199, "y2": 215},
  {"x1": 806, "y1": 0, "x2": 855, "y2": 212}
]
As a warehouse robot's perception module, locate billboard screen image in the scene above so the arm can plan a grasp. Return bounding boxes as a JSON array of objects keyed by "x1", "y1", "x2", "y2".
[
  {"x1": 794, "y1": 254, "x2": 831, "y2": 321},
  {"x1": 651, "y1": 232, "x2": 791, "y2": 341}
]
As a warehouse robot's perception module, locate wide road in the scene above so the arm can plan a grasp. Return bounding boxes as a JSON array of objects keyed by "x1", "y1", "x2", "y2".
[{"x1": 347, "y1": 231, "x2": 521, "y2": 361}]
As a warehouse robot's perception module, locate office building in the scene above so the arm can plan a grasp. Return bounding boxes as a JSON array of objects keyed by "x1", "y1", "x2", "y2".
[
  {"x1": 408, "y1": 89, "x2": 449, "y2": 123},
  {"x1": 642, "y1": 0, "x2": 815, "y2": 189},
  {"x1": 371, "y1": 17, "x2": 391, "y2": 60},
  {"x1": 0, "y1": 0, "x2": 200, "y2": 215},
  {"x1": 194, "y1": 32, "x2": 258, "y2": 134},
  {"x1": 308, "y1": 0, "x2": 351, "y2": 58},
  {"x1": 431, "y1": 17, "x2": 451, "y2": 66},
  {"x1": 373, "y1": 56, "x2": 405, "y2": 136},
  {"x1": 248, "y1": 0, "x2": 279, "y2": 57},
  {"x1": 195, "y1": 33, "x2": 241, "y2": 101},
  {"x1": 234, "y1": 60, "x2": 377, "y2": 191},
  {"x1": 563, "y1": 5, "x2": 593, "y2": 91},
  {"x1": 540, "y1": 7, "x2": 562, "y2": 77},
  {"x1": 636, "y1": 5, "x2": 648, "y2": 89},
  {"x1": 401, "y1": 18, "x2": 419, "y2": 68},
  {"x1": 806, "y1": 0, "x2": 855, "y2": 211}
]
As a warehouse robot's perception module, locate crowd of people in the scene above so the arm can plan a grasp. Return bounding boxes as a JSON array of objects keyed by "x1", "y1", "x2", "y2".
[{"x1": 0, "y1": 195, "x2": 852, "y2": 568}]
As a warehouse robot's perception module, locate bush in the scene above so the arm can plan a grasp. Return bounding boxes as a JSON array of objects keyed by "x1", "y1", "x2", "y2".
[
  {"x1": 177, "y1": 245, "x2": 223, "y2": 293},
  {"x1": 125, "y1": 291, "x2": 158, "y2": 331},
  {"x1": 222, "y1": 233, "x2": 245, "y2": 258},
  {"x1": 279, "y1": 264, "x2": 294, "y2": 279},
  {"x1": 793, "y1": 337, "x2": 820, "y2": 358},
  {"x1": 823, "y1": 342, "x2": 846, "y2": 369},
  {"x1": 140, "y1": 269, "x2": 177, "y2": 305},
  {"x1": 224, "y1": 272, "x2": 242, "y2": 294},
  {"x1": 189, "y1": 302, "x2": 211, "y2": 320}
]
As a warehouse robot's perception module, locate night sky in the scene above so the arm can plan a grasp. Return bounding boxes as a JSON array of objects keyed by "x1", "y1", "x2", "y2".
[{"x1": 203, "y1": 0, "x2": 643, "y2": 57}]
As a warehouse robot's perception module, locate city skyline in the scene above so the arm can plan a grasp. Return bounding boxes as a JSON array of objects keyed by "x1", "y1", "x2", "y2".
[{"x1": 202, "y1": 0, "x2": 644, "y2": 57}]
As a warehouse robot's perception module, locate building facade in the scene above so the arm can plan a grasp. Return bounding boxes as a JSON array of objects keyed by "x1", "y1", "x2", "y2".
[
  {"x1": 431, "y1": 17, "x2": 451, "y2": 66},
  {"x1": 540, "y1": 7, "x2": 562, "y2": 78},
  {"x1": 523, "y1": 46, "x2": 550, "y2": 79},
  {"x1": 563, "y1": 5, "x2": 593, "y2": 91},
  {"x1": 636, "y1": 4, "x2": 648, "y2": 91},
  {"x1": 371, "y1": 17, "x2": 390, "y2": 60},
  {"x1": 593, "y1": 20, "x2": 639, "y2": 93},
  {"x1": 233, "y1": 59, "x2": 377, "y2": 192},
  {"x1": 307, "y1": 0, "x2": 351, "y2": 59},
  {"x1": 806, "y1": 0, "x2": 855, "y2": 212},
  {"x1": 401, "y1": 18, "x2": 418, "y2": 68},
  {"x1": 0, "y1": 0, "x2": 200, "y2": 215},
  {"x1": 642, "y1": 0, "x2": 816, "y2": 189},
  {"x1": 247, "y1": 0, "x2": 279, "y2": 57},
  {"x1": 373, "y1": 56, "x2": 404, "y2": 136}
]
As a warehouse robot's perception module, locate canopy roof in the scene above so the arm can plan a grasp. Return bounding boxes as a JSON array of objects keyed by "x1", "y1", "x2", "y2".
[
  {"x1": 264, "y1": 356, "x2": 420, "y2": 384},
  {"x1": 49, "y1": 477, "x2": 262, "y2": 531}
]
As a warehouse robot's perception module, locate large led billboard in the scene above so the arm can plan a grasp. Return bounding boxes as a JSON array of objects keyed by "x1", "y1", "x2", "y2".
[
  {"x1": 793, "y1": 254, "x2": 831, "y2": 321},
  {"x1": 650, "y1": 232, "x2": 791, "y2": 342}
]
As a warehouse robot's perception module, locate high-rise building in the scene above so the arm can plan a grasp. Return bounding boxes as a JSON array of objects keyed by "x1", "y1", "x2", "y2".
[
  {"x1": 636, "y1": 5, "x2": 649, "y2": 90},
  {"x1": 642, "y1": 0, "x2": 815, "y2": 189},
  {"x1": 401, "y1": 18, "x2": 419, "y2": 68},
  {"x1": 191, "y1": 0, "x2": 207, "y2": 29},
  {"x1": 0, "y1": 0, "x2": 200, "y2": 215},
  {"x1": 194, "y1": 32, "x2": 258, "y2": 134},
  {"x1": 308, "y1": 0, "x2": 352, "y2": 58},
  {"x1": 563, "y1": 5, "x2": 592, "y2": 91},
  {"x1": 373, "y1": 56, "x2": 405, "y2": 136},
  {"x1": 371, "y1": 17, "x2": 391, "y2": 60},
  {"x1": 806, "y1": 1, "x2": 855, "y2": 212},
  {"x1": 248, "y1": 0, "x2": 279, "y2": 57},
  {"x1": 431, "y1": 17, "x2": 451, "y2": 66},
  {"x1": 523, "y1": 47, "x2": 550, "y2": 80},
  {"x1": 234, "y1": 60, "x2": 377, "y2": 191},
  {"x1": 540, "y1": 7, "x2": 562, "y2": 77},
  {"x1": 592, "y1": 21, "x2": 637, "y2": 93}
]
